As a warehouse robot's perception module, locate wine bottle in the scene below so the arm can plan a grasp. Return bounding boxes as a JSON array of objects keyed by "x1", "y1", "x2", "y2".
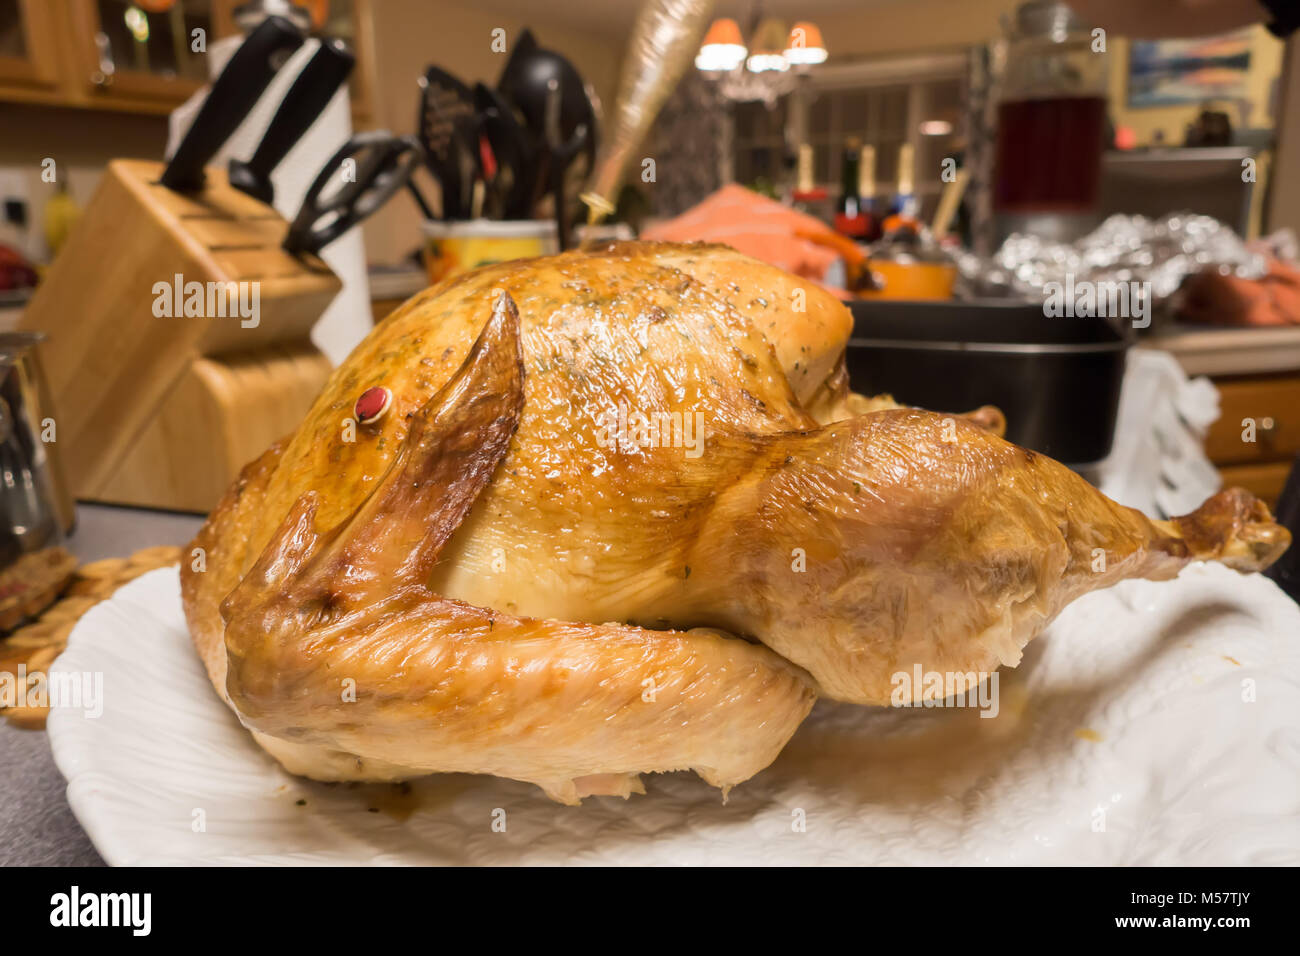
[
  {"x1": 834, "y1": 136, "x2": 868, "y2": 238},
  {"x1": 857, "y1": 144, "x2": 878, "y2": 241}
]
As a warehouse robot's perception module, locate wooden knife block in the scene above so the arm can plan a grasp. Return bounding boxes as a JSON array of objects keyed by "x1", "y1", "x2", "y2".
[{"x1": 19, "y1": 159, "x2": 341, "y2": 513}]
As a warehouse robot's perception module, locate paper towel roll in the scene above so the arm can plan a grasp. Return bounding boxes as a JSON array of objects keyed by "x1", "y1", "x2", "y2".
[{"x1": 166, "y1": 35, "x2": 371, "y2": 366}]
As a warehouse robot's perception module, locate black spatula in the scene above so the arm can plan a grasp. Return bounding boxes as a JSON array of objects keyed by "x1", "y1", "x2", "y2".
[{"x1": 416, "y1": 66, "x2": 478, "y2": 220}]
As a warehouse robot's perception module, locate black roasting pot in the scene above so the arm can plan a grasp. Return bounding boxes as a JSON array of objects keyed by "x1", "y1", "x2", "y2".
[{"x1": 845, "y1": 299, "x2": 1133, "y2": 466}]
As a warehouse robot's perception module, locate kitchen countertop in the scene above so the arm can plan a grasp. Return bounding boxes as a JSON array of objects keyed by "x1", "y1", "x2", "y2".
[
  {"x1": 1142, "y1": 323, "x2": 1300, "y2": 377},
  {"x1": 0, "y1": 504, "x2": 204, "y2": 867}
]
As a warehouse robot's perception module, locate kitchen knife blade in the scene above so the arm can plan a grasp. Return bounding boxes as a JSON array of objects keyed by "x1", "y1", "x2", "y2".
[
  {"x1": 160, "y1": 14, "x2": 304, "y2": 193},
  {"x1": 228, "y1": 38, "x2": 356, "y2": 205}
]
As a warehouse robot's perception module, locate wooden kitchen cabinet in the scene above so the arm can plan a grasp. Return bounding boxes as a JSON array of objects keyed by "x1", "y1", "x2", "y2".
[
  {"x1": 65, "y1": 0, "x2": 211, "y2": 109},
  {"x1": 0, "y1": 0, "x2": 209, "y2": 113},
  {"x1": 0, "y1": 0, "x2": 374, "y2": 117},
  {"x1": 1216, "y1": 461, "x2": 1294, "y2": 506},
  {"x1": 0, "y1": 0, "x2": 64, "y2": 98},
  {"x1": 1205, "y1": 373, "x2": 1300, "y2": 507}
]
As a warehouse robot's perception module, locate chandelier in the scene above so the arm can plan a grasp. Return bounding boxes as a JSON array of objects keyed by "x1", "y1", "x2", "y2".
[{"x1": 695, "y1": 15, "x2": 828, "y2": 105}]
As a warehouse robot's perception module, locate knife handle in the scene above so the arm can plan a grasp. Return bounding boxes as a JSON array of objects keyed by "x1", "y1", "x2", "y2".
[
  {"x1": 229, "y1": 39, "x2": 355, "y2": 204},
  {"x1": 160, "y1": 15, "x2": 304, "y2": 192}
]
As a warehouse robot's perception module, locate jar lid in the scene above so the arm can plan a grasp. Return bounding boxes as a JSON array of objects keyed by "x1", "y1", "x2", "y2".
[{"x1": 1012, "y1": 0, "x2": 1088, "y2": 40}]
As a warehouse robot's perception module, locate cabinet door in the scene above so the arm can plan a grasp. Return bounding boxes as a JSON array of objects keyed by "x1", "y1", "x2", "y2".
[
  {"x1": 70, "y1": 0, "x2": 213, "y2": 110},
  {"x1": 0, "y1": 0, "x2": 61, "y2": 94}
]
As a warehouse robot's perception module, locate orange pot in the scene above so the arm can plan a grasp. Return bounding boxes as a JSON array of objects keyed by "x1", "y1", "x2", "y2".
[{"x1": 859, "y1": 259, "x2": 956, "y2": 301}]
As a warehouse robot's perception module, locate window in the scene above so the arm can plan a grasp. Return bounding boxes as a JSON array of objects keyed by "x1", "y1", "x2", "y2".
[
  {"x1": 732, "y1": 98, "x2": 788, "y2": 189},
  {"x1": 728, "y1": 53, "x2": 967, "y2": 222},
  {"x1": 806, "y1": 84, "x2": 911, "y2": 189}
]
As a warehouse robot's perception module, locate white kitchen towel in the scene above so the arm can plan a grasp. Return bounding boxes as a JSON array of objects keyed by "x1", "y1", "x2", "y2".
[{"x1": 1099, "y1": 348, "x2": 1221, "y2": 519}]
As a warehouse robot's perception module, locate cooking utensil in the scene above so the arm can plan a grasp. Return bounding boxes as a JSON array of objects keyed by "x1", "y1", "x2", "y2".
[
  {"x1": 931, "y1": 167, "x2": 970, "y2": 240},
  {"x1": 228, "y1": 39, "x2": 355, "y2": 205},
  {"x1": 0, "y1": 332, "x2": 72, "y2": 548},
  {"x1": 283, "y1": 131, "x2": 424, "y2": 256},
  {"x1": 416, "y1": 66, "x2": 478, "y2": 220},
  {"x1": 160, "y1": 14, "x2": 304, "y2": 192},
  {"x1": 498, "y1": 31, "x2": 597, "y2": 164},
  {"x1": 845, "y1": 300, "x2": 1132, "y2": 465},
  {"x1": 497, "y1": 29, "x2": 598, "y2": 213},
  {"x1": 541, "y1": 77, "x2": 589, "y2": 250},
  {"x1": 473, "y1": 82, "x2": 532, "y2": 219},
  {"x1": 860, "y1": 229, "x2": 957, "y2": 301}
]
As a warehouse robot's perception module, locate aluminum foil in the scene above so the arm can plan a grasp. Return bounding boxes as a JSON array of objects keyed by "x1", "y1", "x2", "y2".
[
  {"x1": 955, "y1": 213, "x2": 1268, "y2": 301},
  {"x1": 580, "y1": 0, "x2": 714, "y2": 220}
]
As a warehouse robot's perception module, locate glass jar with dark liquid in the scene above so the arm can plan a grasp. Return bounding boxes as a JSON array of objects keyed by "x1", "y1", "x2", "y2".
[{"x1": 993, "y1": 1, "x2": 1109, "y2": 240}]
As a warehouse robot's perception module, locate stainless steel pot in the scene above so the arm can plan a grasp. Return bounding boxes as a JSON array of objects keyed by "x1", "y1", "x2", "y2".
[{"x1": 0, "y1": 332, "x2": 72, "y2": 570}]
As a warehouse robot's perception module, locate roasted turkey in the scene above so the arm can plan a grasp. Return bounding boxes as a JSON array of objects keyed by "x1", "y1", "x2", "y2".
[{"x1": 182, "y1": 241, "x2": 1289, "y2": 804}]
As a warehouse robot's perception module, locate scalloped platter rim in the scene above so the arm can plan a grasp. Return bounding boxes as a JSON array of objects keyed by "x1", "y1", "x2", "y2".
[{"x1": 45, "y1": 564, "x2": 1300, "y2": 866}]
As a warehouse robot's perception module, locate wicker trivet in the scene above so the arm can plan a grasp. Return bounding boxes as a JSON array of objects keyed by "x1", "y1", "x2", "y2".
[{"x1": 0, "y1": 545, "x2": 182, "y2": 729}]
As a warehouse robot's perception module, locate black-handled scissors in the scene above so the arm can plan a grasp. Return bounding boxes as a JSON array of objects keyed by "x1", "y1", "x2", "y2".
[{"x1": 283, "y1": 130, "x2": 425, "y2": 256}]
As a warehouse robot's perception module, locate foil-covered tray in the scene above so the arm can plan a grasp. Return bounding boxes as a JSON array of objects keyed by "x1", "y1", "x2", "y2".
[{"x1": 956, "y1": 213, "x2": 1267, "y2": 305}]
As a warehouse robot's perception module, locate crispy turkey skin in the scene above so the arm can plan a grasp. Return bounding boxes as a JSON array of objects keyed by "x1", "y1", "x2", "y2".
[{"x1": 182, "y1": 241, "x2": 1289, "y2": 803}]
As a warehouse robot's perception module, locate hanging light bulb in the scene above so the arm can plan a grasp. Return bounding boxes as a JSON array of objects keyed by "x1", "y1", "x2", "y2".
[
  {"x1": 124, "y1": 6, "x2": 151, "y2": 43},
  {"x1": 746, "y1": 17, "x2": 790, "y2": 73},
  {"x1": 695, "y1": 18, "x2": 747, "y2": 72},
  {"x1": 784, "y1": 21, "x2": 828, "y2": 65}
]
